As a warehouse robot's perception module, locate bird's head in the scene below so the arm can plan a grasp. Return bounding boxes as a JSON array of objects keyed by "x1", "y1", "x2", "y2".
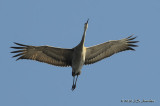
[{"x1": 84, "y1": 19, "x2": 89, "y2": 31}]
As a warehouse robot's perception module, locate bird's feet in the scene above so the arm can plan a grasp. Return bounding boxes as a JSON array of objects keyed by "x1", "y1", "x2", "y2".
[{"x1": 71, "y1": 84, "x2": 76, "y2": 91}]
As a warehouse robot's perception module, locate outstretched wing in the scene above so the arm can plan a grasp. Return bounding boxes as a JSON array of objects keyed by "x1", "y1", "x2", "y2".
[
  {"x1": 11, "y1": 43, "x2": 73, "y2": 67},
  {"x1": 85, "y1": 35, "x2": 138, "y2": 65}
]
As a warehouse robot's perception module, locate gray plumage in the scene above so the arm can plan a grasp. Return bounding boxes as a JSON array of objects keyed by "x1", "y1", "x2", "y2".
[{"x1": 11, "y1": 19, "x2": 138, "y2": 90}]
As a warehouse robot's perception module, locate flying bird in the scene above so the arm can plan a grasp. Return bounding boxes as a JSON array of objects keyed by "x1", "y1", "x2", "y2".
[{"x1": 11, "y1": 19, "x2": 138, "y2": 90}]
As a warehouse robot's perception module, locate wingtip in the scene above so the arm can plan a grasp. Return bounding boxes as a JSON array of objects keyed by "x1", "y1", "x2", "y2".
[
  {"x1": 128, "y1": 41, "x2": 139, "y2": 43},
  {"x1": 10, "y1": 47, "x2": 25, "y2": 49},
  {"x1": 16, "y1": 58, "x2": 20, "y2": 61},
  {"x1": 127, "y1": 34, "x2": 134, "y2": 38},
  {"x1": 13, "y1": 42, "x2": 27, "y2": 46},
  {"x1": 11, "y1": 50, "x2": 24, "y2": 53},
  {"x1": 127, "y1": 47, "x2": 135, "y2": 51},
  {"x1": 128, "y1": 44, "x2": 138, "y2": 47}
]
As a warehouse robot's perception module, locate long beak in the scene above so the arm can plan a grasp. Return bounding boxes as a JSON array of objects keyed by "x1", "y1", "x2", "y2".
[
  {"x1": 87, "y1": 19, "x2": 89, "y2": 24},
  {"x1": 85, "y1": 19, "x2": 89, "y2": 28}
]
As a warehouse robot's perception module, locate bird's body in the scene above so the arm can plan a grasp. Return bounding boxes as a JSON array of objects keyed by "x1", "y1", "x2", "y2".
[
  {"x1": 72, "y1": 22, "x2": 87, "y2": 77},
  {"x1": 72, "y1": 46, "x2": 86, "y2": 76},
  {"x1": 11, "y1": 19, "x2": 138, "y2": 90}
]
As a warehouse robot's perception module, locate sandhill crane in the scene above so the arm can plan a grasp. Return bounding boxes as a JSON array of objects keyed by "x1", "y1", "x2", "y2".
[{"x1": 11, "y1": 19, "x2": 138, "y2": 90}]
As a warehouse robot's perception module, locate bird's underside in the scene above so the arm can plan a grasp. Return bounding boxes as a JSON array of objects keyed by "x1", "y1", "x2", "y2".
[{"x1": 11, "y1": 20, "x2": 139, "y2": 91}]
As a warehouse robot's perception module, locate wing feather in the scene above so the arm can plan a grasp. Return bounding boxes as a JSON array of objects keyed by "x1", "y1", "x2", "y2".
[
  {"x1": 11, "y1": 42, "x2": 73, "y2": 67},
  {"x1": 85, "y1": 35, "x2": 138, "y2": 65}
]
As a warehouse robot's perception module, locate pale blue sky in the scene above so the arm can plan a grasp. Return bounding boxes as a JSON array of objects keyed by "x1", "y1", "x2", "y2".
[{"x1": 0, "y1": 0, "x2": 160, "y2": 106}]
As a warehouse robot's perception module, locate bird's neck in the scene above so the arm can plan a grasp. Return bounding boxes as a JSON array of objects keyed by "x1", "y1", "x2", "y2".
[{"x1": 79, "y1": 29, "x2": 86, "y2": 49}]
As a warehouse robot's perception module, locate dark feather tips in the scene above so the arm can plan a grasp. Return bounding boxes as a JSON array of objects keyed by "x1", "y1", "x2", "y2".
[
  {"x1": 126, "y1": 35, "x2": 139, "y2": 51},
  {"x1": 11, "y1": 42, "x2": 27, "y2": 60}
]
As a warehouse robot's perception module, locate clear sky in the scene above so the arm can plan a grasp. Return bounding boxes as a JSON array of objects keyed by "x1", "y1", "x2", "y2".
[{"x1": 0, "y1": 0, "x2": 160, "y2": 106}]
